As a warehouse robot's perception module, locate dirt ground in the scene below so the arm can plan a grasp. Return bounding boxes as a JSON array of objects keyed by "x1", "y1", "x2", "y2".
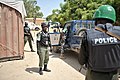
[
  {"x1": 0, "y1": 31, "x2": 86, "y2": 80},
  {"x1": 1, "y1": 31, "x2": 119, "y2": 80}
]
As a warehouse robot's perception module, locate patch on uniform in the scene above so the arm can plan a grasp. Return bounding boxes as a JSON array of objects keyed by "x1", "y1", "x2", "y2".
[{"x1": 93, "y1": 37, "x2": 118, "y2": 44}]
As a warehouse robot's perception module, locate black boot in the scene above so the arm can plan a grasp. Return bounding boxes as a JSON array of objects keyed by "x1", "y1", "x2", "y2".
[
  {"x1": 39, "y1": 68, "x2": 43, "y2": 75},
  {"x1": 43, "y1": 65, "x2": 51, "y2": 72}
]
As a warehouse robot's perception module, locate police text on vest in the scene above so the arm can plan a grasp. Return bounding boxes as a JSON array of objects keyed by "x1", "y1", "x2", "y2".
[{"x1": 94, "y1": 37, "x2": 118, "y2": 44}]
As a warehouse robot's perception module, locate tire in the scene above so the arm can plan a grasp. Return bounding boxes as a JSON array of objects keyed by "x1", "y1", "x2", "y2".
[
  {"x1": 77, "y1": 28, "x2": 86, "y2": 37},
  {"x1": 76, "y1": 28, "x2": 86, "y2": 50}
]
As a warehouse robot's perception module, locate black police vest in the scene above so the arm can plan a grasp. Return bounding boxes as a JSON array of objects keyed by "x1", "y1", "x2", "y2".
[
  {"x1": 86, "y1": 26, "x2": 120, "y2": 72},
  {"x1": 40, "y1": 31, "x2": 49, "y2": 47},
  {"x1": 24, "y1": 26, "x2": 30, "y2": 36}
]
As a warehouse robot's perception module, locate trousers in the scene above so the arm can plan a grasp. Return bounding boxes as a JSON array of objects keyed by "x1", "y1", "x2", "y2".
[
  {"x1": 37, "y1": 41, "x2": 49, "y2": 67},
  {"x1": 85, "y1": 68, "x2": 119, "y2": 80}
]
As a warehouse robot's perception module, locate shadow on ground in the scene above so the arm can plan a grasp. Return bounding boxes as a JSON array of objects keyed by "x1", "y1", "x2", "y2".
[
  {"x1": 50, "y1": 50, "x2": 86, "y2": 76},
  {"x1": 25, "y1": 67, "x2": 39, "y2": 74}
]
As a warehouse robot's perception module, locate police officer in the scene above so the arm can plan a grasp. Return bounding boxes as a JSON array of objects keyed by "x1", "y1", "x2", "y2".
[
  {"x1": 78, "y1": 5, "x2": 120, "y2": 80},
  {"x1": 36, "y1": 22, "x2": 51, "y2": 75},
  {"x1": 60, "y1": 25, "x2": 71, "y2": 59},
  {"x1": 24, "y1": 22, "x2": 35, "y2": 52}
]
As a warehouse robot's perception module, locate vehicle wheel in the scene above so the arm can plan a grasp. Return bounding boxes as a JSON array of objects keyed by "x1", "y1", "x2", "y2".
[
  {"x1": 77, "y1": 29, "x2": 86, "y2": 37},
  {"x1": 77, "y1": 29, "x2": 86, "y2": 47}
]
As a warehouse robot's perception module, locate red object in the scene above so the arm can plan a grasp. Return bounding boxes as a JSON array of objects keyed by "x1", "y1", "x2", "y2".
[{"x1": 0, "y1": 3, "x2": 24, "y2": 62}]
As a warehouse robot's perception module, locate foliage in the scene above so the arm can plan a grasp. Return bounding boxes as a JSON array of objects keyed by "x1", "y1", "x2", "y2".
[
  {"x1": 112, "y1": 0, "x2": 120, "y2": 25},
  {"x1": 23, "y1": 0, "x2": 43, "y2": 18},
  {"x1": 46, "y1": 0, "x2": 120, "y2": 26}
]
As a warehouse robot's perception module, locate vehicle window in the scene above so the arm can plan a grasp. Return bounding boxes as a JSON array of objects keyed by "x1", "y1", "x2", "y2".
[
  {"x1": 74, "y1": 22, "x2": 81, "y2": 30},
  {"x1": 81, "y1": 21, "x2": 95, "y2": 29},
  {"x1": 49, "y1": 23, "x2": 58, "y2": 28},
  {"x1": 91, "y1": 22, "x2": 95, "y2": 28},
  {"x1": 87, "y1": 21, "x2": 95, "y2": 29},
  {"x1": 81, "y1": 22, "x2": 87, "y2": 28}
]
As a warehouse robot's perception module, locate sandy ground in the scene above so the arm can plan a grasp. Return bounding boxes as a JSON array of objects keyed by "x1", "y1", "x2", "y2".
[
  {"x1": 0, "y1": 31, "x2": 86, "y2": 80},
  {"x1": 0, "y1": 31, "x2": 120, "y2": 80}
]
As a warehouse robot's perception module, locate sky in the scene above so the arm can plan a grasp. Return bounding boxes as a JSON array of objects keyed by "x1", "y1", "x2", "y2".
[{"x1": 36, "y1": 0, "x2": 64, "y2": 18}]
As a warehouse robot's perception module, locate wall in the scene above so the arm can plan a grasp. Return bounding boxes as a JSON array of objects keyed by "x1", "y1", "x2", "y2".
[{"x1": 0, "y1": 3, "x2": 24, "y2": 61}]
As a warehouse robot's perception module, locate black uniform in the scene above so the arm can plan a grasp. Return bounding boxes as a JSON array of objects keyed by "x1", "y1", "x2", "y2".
[
  {"x1": 24, "y1": 23, "x2": 35, "y2": 52},
  {"x1": 78, "y1": 23, "x2": 120, "y2": 80}
]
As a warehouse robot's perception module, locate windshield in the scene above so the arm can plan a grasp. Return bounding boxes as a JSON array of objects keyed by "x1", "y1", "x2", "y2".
[
  {"x1": 49, "y1": 22, "x2": 58, "y2": 28},
  {"x1": 74, "y1": 21, "x2": 95, "y2": 30}
]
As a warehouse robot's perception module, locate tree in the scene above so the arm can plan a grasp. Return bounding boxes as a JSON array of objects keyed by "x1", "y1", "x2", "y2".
[
  {"x1": 112, "y1": 0, "x2": 120, "y2": 25},
  {"x1": 46, "y1": 0, "x2": 120, "y2": 26},
  {"x1": 23, "y1": 0, "x2": 43, "y2": 18},
  {"x1": 47, "y1": 0, "x2": 99, "y2": 25}
]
